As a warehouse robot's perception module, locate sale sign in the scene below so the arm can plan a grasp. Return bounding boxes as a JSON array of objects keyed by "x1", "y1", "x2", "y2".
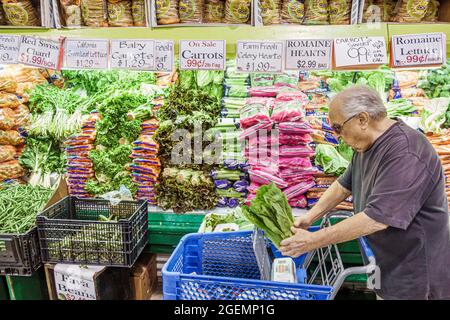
[
  {"x1": 391, "y1": 33, "x2": 446, "y2": 68},
  {"x1": 334, "y1": 37, "x2": 387, "y2": 68},
  {"x1": 179, "y1": 40, "x2": 226, "y2": 70},
  {"x1": 236, "y1": 41, "x2": 284, "y2": 73},
  {"x1": 285, "y1": 39, "x2": 332, "y2": 71},
  {"x1": 18, "y1": 36, "x2": 62, "y2": 70}
]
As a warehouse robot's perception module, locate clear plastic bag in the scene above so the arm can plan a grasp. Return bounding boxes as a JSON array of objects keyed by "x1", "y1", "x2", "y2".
[
  {"x1": 423, "y1": 0, "x2": 439, "y2": 22},
  {"x1": 240, "y1": 98, "x2": 273, "y2": 129},
  {"x1": 60, "y1": 0, "x2": 83, "y2": 26},
  {"x1": 179, "y1": 0, "x2": 203, "y2": 22},
  {"x1": 278, "y1": 121, "x2": 313, "y2": 134},
  {"x1": 204, "y1": 0, "x2": 224, "y2": 23},
  {"x1": 107, "y1": 0, "x2": 134, "y2": 26},
  {"x1": 393, "y1": 0, "x2": 430, "y2": 23},
  {"x1": 281, "y1": 0, "x2": 305, "y2": 23},
  {"x1": 329, "y1": 0, "x2": 351, "y2": 24},
  {"x1": 283, "y1": 179, "x2": 315, "y2": 199},
  {"x1": 248, "y1": 168, "x2": 288, "y2": 188},
  {"x1": 156, "y1": 0, "x2": 180, "y2": 24},
  {"x1": 271, "y1": 93, "x2": 307, "y2": 123},
  {"x1": 279, "y1": 144, "x2": 315, "y2": 157},
  {"x1": 260, "y1": 0, "x2": 281, "y2": 25},
  {"x1": 0, "y1": 108, "x2": 15, "y2": 130},
  {"x1": 0, "y1": 145, "x2": 15, "y2": 162},
  {"x1": 224, "y1": 0, "x2": 251, "y2": 24},
  {"x1": 0, "y1": 130, "x2": 23, "y2": 145},
  {"x1": 131, "y1": 0, "x2": 146, "y2": 25},
  {"x1": 0, "y1": 93, "x2": 20, "y2": 109},
  {"x1": 0, "y1": 160, "x2": 24, "y2": 180},
  {"x1": 80, "y1": 0, "x2": 109, "y2": 27},
  {"x1": 303, "y1": 0, "x2": 329, "y2": 24},
  {"x1": 2, "y1": 0, "x2": 41, "y2": 26}
]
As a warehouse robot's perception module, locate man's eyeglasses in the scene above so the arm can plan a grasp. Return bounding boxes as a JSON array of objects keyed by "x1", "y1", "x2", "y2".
[{"x1": 332, "y1": 114, "x2": 359, "y2": 135}]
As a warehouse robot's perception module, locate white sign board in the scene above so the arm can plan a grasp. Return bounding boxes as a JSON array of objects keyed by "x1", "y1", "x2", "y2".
[
  {"x1": 334, "y1": 37, "x2": 387, "y2": 67},
  {"x1": 63, "y1": 39, "x2": 109, "y2": 70},
  {"x1": 0, "y1": 35, "x2": 20, "y2": 64},
  {"x1": 179, "y1": 40, "x2": 226, "y2": 70},
  {"x1": 18, "y1": 36, "x2": 62, "y2": 69},
  {"x1": 391, "y1": 33, "x2": 446, "y2": 67},
  {"x1": 54, "y1": 264, "x2": 105, "y2": 300},
  {"x1": 154, "y1": 40, "x2": 174, "y2": 72},
  {"x1": 236, "y1": 41, "x2": 284, "y2": 73},
  {"x1": 110, "y1": 39, "x2": 155, "y2": 70},
  {"x1": 285, "y1": 39, "x2": 332, "y2": 71}
]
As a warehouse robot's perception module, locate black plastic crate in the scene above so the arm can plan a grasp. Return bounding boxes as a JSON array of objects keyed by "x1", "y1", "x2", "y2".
[
  {"x1": 36, "y1": 197, "x2": 148, "y2": 267},
  {"x1": 0, "y1": 227, "x2": 42, "y2": 276}
]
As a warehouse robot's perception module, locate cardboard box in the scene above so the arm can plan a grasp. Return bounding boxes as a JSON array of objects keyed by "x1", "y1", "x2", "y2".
[
  {"x1": 130, "y1": 253, "x2": 157, "y2": 300},
  {"x1": 44, "y1": 263, "x2": 131, "y2": 300}
]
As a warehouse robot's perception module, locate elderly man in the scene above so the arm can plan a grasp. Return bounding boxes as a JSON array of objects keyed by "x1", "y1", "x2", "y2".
[{"x1": 280, "y1": 85, "x2": 450, "y2": 300}]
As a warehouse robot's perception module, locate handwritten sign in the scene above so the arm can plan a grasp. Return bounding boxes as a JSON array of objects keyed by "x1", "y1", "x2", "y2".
[
  {"x1": 110, "y1": 40, "x2": 155, "y2": 70},
  {"x1": 63, "y1": 39, "x2": 109, "y2": 69},
  {"x1": 391, "y1": 33, "x2": 446, "y2": 67},
  {"x1": 18, "y1": 36, "x2": 62, "y2": 69},
  {"x1": 154, "y1": 40, "x2": 174, "y2": 72},
  {"x1": 236, "y1": 41, "x2": 283, "y2": 73},
  {"x1": 334, "y1": 37, "x2": 387, "y2": 67},
  {"x1": 0, "y1": 35, "x2": 20, "y2": 64},
  {"x1": 285, "y1": 39, "x2": 332, "y2": 71},
  {"x1": 179, "y1": 40, "x2": 226, "y2": 70}
]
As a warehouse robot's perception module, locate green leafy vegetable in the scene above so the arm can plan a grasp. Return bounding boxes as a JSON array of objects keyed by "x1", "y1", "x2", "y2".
[{"x1": 315, "y1": 144, "x2": 350, "y2": 176}]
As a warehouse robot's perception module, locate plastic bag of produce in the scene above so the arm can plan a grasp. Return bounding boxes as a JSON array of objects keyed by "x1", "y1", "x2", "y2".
[
  {"x1": 131, "y1": 0, "x2": 146, "y2": 25},
  {"x1": 249, "y1": 86, "x2": 280, "y2": 98},
  {"x1": 0, "y1": 4, "x2": 6, "y2": 24},
  {"x1": 288, "y1": 194, "x2": 307, "y2": 207},
  {"x1": 0, "y1": 78, "x2": 17, "y2": 93},
  {"x1": 272, "y1": 94, "x2": 307, "y2": 122},
  {"x1": 423, "y1": 0, "x2": 439, "y2": 21},
  {"x1": 393, "y1": 0, "x2": 430, "y2": 23},
  {"x1": 0, "y1": 160, "x2": 24, "y2": 180},
  {"x1": 279, "y1": 145, "x2": 315, "y2": 157},
  {"x1": 328, "y1": 0, "x2": 351, "y2": 24},
  {"x1": 274, "y1": 72, "x2": 299, "y2": 88},
  {"x1": 12, "y1": 104, "x2": 30, "y2": 127},
  {"x1": 59, "y1": 0, "x2": 83, "y2": 26},
  {"x1": 251, "y1": 73, "x2": 274, "y2": 87},
  {"x1": 80, "y1": 0, "x2": 109, "y2": 27},
  {"x1": 278, "y1": 121, "x2": 313, "y2": 134},
  {"x1": 224, "y1": 0, "x2": 251, "y2": 24},
  {"x1": 281, "y1": 0, "x2": 305, "y2": 23},
  {"x1": 240, "y1": 98, "x2": 273, "y2": 129},
  {"x1": 204, "y1": 0, "x2": 224, "y2": 23},
  {"x1": 179, "y1": 0, "x2": 202, "y2": 22},
  {"x1": 311, "y1": 129, "x2": 339, "y2": 145},
  {"x1": 107, "y1": 0, "x2": 134, "y2": 26},
  {"x1": 2, "y1": 0, "x2": 41, "y2": 26},
  {"x1": 156, "y1": 0, "x2": 180, "y2": 24},
  {"x1": 362, "y1": 0, "x2": 394, "y2": 22},
  {"x1": 303, "y1": 0, "x2": 329, "y2": 24},
  {"x1": 279, "y1": 133, "x2": 312, "y2": 145},
  {"x1": 248, "y1": 168, "x2": 288, "y2": 188},
  {"x1": 260, "y1": 0, "x2": 281, "y2": 25},
  {"x1": 278, "y1": 156, "x2": 312, "y2": 167},
  {"x1": 0, "y1": 130, "x2": 23, "y2": 145},
  {"x1": 0, "y1": 108, "x2": 15, "y2": 130},
  {"x1": 0, "y1": 93, "x2": 20, "y2": 109},
  {"x1": 0, "y1": 145, "x2": 15, "y2": 162}
]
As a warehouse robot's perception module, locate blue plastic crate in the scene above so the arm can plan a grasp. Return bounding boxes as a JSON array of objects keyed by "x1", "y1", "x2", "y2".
[{"x1": 163, "y1": 230, "x2": 334, "y2": 300}]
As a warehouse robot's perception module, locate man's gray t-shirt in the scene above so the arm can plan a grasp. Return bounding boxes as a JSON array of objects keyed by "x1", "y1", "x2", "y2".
[{"x1": 338, "y1": 119, "x2": 450, "y2": 299}]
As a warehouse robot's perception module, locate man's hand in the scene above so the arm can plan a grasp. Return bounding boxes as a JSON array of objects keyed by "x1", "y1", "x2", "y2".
[
  {"x1": 279, "y1": 227, "x2": 316, "y2": 258},
  {"x1": 294, "y1": 214, "x2": 313, "y2": 229}
]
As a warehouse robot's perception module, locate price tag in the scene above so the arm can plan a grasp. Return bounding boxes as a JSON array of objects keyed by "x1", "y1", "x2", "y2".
[
  {"x1": 110, "y1": 40, "x2": 155, "y2": 70},
  {"x1": 0, "y1": 35, "x2": 20, "y2": 64},
  {"x1": 236, "y1": 41, "x2": 283, "y2": 73},
  {"x1": 18, "y1": 36, "x2": 62, "y2": 70},
  {"x1": 63, "y1": 39, "x2": 109, "y2": 70},
  {"x1": 154, "y1": 40, "x2": 174, "y2": 72},
  {"x1": 334, "y1": 37, "x2": 387, "y2": 68},
  {"x1": 285, "y1": 39, "x2": 332, "y2": 71},
  {"x1": 391, "y1": 33, "x2": 446, "y2": 67},
  {"x1": 179, "y1": 40, "x2": 226, "y2": 70}
]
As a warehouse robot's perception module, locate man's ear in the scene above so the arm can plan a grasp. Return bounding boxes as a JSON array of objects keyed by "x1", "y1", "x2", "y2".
[{"x1": 359, "y1": 112, "x2": 370, "y2": 129}]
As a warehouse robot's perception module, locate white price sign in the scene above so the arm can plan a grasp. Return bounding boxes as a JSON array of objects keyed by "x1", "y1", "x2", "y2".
[
  {"x1": 236, "y1": 41, "x2": 284, "y2": 73},
  {"x1": 179, "y1": 40, "x2": 226, "y2": 70},
  {"x1": 391, "y1": 33, "x2": 446, "y2": 67},
  {"x1": 0, "y1": 35, "x2": 20, "y2": 64},
  {"x1": 63, "y1": 39, "x2": 109, "y2": 69},
  {"x1": 285, "y1": 39, "x2": 332, "y2": 71},
  {"x1": 110, "y1": 40, "x2": 155, "y2": 70},
  {"x1": 154, "y1": 40, "x2": 174, "y2": 72},
  {"x1": 18, "y1": 36, "x2": 62, "y2": 69},
  {"x1": 334, "y1": 37, "x2": 387, "y2": 67}
]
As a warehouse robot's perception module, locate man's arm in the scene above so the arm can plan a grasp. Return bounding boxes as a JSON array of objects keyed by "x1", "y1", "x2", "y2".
[
  {"x1": 280, "y1": 212, "x2": 388, "y2": 258},
  {"x1": 298, "y1": 181, "x2": 352, "y2": 228}
]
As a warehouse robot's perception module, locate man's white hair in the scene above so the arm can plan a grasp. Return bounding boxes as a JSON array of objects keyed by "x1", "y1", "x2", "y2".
[{"x1": 333, "y1": 85, "x2": 387, "y2": 121}]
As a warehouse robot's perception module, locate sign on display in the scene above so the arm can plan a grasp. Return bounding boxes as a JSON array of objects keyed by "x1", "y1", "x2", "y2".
[
  {"x1": 63, "y1": 39, "x2": 109, "y2": 69},
  {"x1": 110, "y1": 39, "x2": 155, "y2": 70},
  {"x1": 155, "y1": 40, "x2": 174, "y2": 72},
  {"x1": 236, "y1": 41, "x2": 284, "y2": 73},
  {"x1": 179, "y1": 40, "x2": 226, "y2": 70},
  {"x1": 391, "y1": 33, "x2": 446, "y2": 67},
  {"x1": 18, "y1": 36, "x2": 62, "y2": 69},
  {"x1": 0, "y1": 35, "x2": 20, "y2": 64},
  {"x1": 334, "y1": 37, "x2": 387, "y2": 67},
  {"x1": 285, "y1": 39, "x2": 332, "y2": 71}
]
